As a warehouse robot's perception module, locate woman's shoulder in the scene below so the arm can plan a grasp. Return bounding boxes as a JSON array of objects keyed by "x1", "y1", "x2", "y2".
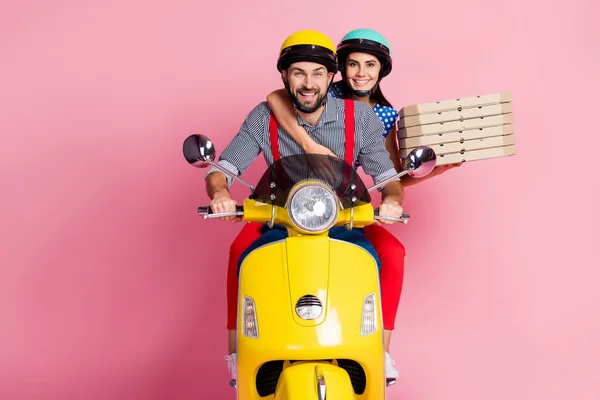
[
  {"x1": 373, "y1": 104, "x2": 399, "y2": 137},
  {"x1": 328, "y1": 80, "x2": 346, "y2": 99},
  {"x1": 374, "y1": 104, "x2": 399, "y2": 116}
]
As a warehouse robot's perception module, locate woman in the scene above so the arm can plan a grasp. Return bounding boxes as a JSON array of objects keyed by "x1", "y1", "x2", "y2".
[{"x1": 224, "y1": 28, "x2": 459, "y2": 384}]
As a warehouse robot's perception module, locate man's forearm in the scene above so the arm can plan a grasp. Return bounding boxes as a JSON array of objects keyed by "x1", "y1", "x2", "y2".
[
  {"x1": 206, "y1": 172, "x2": 231, "y2": 200},
  {"x1": 381, "y1": 180, "x2": 404, "y2": 205}
]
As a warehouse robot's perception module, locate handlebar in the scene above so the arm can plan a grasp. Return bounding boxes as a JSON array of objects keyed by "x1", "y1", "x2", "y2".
[
  {"x1": 196, "y1": 205, "x2": 410, "y2": 224},
  {"x1": 197, "y1": 205, "x2": 244, "y2": 219},
  {"x1": 374, "y1": 209, "x2": 410, "y2": 224}
]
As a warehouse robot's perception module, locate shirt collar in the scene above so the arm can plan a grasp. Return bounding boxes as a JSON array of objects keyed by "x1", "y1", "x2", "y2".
[{"x1": 296, "y1": 95, "x2": 339, "y2": 128}]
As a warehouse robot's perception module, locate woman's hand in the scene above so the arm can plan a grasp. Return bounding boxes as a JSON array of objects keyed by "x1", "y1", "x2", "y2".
[
  {"x1": 401, "y1": 161, "x2": 463, "y2": 186},
  {"x1": 303, "y1": 140, "x2": 336, "y2": 157},
  {"x1": 426, "y1": 162, "x2": 463, "y2": 178}
]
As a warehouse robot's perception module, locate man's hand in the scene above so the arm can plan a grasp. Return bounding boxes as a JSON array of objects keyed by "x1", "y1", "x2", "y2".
[
  {"x1": 210, "y1": 190, "x2": 241, "y2": 222},
  {"x1": 376, "y1": 199, "x2": 404, "y2": 225}
]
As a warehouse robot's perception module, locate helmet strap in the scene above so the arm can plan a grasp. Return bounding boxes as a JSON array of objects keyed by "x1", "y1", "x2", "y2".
[{"x1": 342, "y1": 74, "x2": 382, "y2": 98}]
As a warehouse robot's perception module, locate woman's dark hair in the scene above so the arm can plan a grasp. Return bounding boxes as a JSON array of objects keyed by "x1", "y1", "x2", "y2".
[{"x1": 332, "y1": 78, "x2": 394, "y2": 108}]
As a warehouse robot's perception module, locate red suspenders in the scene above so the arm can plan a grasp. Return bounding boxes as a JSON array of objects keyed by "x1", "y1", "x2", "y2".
[
  {"x1": 269, "y1": 99, "x2": 355, "y2": 165},
  {"x1": 268, "y1": 99, "x2": 356, "y2": 199},
  {"x1": 343, "y1": 99, "x2": 355, "y2": 167}
]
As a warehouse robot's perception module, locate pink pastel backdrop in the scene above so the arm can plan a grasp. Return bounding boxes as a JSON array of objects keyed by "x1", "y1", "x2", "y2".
[{"x1": 1, "y1": 0, "x2": 598, "y2": 399}]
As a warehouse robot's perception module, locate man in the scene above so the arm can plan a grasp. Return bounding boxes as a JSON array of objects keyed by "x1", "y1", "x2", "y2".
[
  {"x1": 204, "y1": 29, "x2": 405, "y2": 386},
  {"x1": 206, "y1": 29, "x2": 404, "y2": 223}
]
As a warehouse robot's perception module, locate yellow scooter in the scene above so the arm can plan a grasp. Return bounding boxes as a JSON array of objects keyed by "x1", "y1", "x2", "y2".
[{"x1": 183, "y1": 134, "x2": 436, "y2": 399}]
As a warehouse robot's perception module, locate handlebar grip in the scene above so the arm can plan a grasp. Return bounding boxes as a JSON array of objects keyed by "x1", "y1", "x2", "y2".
[
  {"x1": 374, "y1": 209, "x2": 410, "y2": 219},
  {"x1": 197, "y1": 205, "x2": 244, "y2": 215}
]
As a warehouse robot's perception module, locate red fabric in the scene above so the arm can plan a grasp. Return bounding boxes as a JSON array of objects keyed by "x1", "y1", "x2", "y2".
[
  {"x1": 363, "y1": 224, "x2": 405, "y2": 330},
  {"x1": 226, "y1": 222, "x2": 264, "y2": 330},
  {"x1": 343, "y1": 99, "x2": 354, "y2": 165},
  {"x1": 269, "y1": 114, "x2": 280, "y2": 162}
]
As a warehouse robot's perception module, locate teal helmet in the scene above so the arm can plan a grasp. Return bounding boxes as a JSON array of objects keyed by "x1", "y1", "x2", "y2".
[{"x1": 336, "y1": 29, "x2": 393, "y2": 97}]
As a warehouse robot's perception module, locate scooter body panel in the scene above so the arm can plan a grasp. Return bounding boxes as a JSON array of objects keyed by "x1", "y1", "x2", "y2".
[{"x1": 236, "y1": 234, "x2": 385, "y2": 399}]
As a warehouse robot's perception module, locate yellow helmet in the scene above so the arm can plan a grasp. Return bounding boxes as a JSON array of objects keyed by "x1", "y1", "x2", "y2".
[{"x1": 277, "y1": 30, "x2": 338, "y2": 74}]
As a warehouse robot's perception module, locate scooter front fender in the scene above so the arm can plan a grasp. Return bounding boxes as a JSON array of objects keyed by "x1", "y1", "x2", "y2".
[{"x1": 274, "y1": 362, "x2": 356, "y2": 400}]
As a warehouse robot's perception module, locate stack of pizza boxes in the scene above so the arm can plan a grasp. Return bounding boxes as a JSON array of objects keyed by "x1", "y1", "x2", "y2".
[{"x1": 396, "y1": 92, "x2": 516, "y2": 166}]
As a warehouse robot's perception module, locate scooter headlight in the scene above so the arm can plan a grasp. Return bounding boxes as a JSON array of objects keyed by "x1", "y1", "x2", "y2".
[{"x1": 287, "y1": 183, "x2": 339, "y2": 233}]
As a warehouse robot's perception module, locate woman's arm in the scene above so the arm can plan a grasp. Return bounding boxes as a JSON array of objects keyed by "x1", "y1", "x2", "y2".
[
  {"x1": 385, "y1": 124, "x2": 403, "y2": 172},
  {"x1": 383, "y1": 124, "x2": 421, "y2": 187},
  {"x1": 388, "y1": 123, "x2": 462, "y2": 187},
  {"x1": 266, "y1": 89, "x2": 335, "y2": 156}
]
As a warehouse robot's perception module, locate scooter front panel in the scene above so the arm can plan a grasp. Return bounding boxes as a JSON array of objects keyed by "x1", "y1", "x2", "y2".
[{"x1": 235, "y1": 235, "x2": 385, "y2": 399}]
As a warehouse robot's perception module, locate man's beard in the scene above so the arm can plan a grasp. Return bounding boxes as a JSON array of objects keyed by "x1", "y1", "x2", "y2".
[{"x1": 292, "y1": 87, "x2": 327, "y2": 113}]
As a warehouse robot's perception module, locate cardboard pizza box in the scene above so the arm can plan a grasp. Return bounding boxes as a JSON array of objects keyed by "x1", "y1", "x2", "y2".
[
  {"x1": 398, "y1": 102, "x2": 513, "y2": 129},
  {"x1": 399, "y1": 134, "x2": 515, "y2": 158},
  {"x1": 398, "y1": 123, "x2": 514, "y2": 148},
  {"x1": 399, "y1": 92, "x2": 512, "y2": 118},
  {"x1": 397, "y1": 113, "x2": 514, "y2": 138},
  {"x1": 426, "y1": 144, "x2": 517, "y2": 166}
]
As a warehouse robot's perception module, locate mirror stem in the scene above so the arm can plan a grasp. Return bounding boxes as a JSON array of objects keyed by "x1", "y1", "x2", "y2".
[
  {"x1": 209, "y1": 161, "x2": 255, "y2": 193},
  {"x1": 366, "y1": 169, "x2": 412, "y2": 192}
]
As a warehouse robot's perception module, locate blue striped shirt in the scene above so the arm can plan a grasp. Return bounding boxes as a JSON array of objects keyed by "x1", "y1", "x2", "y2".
[{"x1": 206, "y1": 96, "x2": 398, "y2": 189}]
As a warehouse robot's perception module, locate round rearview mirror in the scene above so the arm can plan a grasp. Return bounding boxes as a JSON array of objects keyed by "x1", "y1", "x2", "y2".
[
  {"x1": 404, "y1": 146, "x2": 437, "y2": 178},
  {"x1": 183, "y1": 134, "x2": 216, "y2": 168}
]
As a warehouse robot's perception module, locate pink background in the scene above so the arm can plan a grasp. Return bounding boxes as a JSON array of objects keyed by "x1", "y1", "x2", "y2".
[{"x1": 1, "y1": 0, "x2": 598, "y2": 399}]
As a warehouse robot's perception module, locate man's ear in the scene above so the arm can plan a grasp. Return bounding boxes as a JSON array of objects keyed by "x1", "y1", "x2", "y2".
[
  {"x1": 327, "y1": 72, "x2": 335, "y2": 85},
  {"x1": 281, "y1": 70, "x2": 289, "y2": 84}
]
